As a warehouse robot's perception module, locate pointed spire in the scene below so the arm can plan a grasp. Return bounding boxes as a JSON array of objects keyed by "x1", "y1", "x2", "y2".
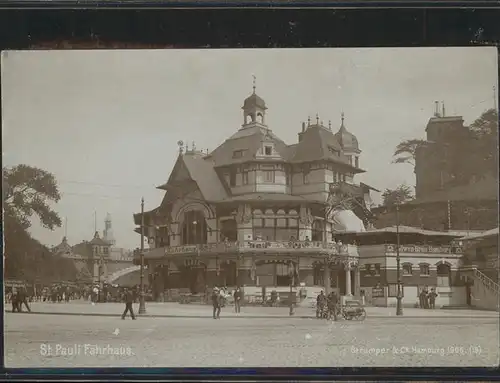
[
  {"x1": 252, "y1": 74, "x2": 256, "y2": 94},
  {"x1": 340, "y1": 112, "x2": 346, "y2": 130}
]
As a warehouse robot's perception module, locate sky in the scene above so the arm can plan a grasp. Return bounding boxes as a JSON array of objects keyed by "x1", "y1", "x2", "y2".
[{"x1": 2, "y1": 48, "x2": 498, "y2": 250}]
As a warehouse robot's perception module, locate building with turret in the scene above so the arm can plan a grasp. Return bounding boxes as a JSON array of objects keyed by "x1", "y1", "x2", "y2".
[
  {"x1": 133, "y1": 84, "x2": 379, "y2": 301},
  {"x1": 54, "y1": 214, "x2": 136, "y2": 285}
]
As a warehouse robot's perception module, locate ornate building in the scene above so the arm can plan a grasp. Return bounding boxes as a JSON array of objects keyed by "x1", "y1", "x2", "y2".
[
  {"x1": 134, "y1": 85, "x2": 379, "y2": 299},
  {"x1": 55, "y1": 214, "x2": 135, "y2": 285}
]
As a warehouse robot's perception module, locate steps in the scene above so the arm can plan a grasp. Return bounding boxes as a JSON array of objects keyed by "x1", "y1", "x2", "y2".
[{"x1": 462, "y1": 266, "x2": 499, "y2": 311}]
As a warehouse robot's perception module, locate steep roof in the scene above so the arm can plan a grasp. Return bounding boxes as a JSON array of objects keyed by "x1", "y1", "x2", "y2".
[
  {"x1": 182, "y1": 152, "x2": 229, "y2": 201},
  {"x1": 89, "y1": 231, "x2": 109, "y2": 246},
  {"x1": 208, "y1": 126, "x2": 291, "y2": 167},
  {"x1": 291, "y1": 124, "x2": 364, "y2": 172},
  {"x1": 157, "y1": 151, "x2": 228, "y2": 202}
]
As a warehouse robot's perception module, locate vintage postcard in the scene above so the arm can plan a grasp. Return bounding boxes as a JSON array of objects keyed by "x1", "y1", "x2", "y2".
[{"x1": 2, "y1": 48, "x2": 498, "y2": 368}]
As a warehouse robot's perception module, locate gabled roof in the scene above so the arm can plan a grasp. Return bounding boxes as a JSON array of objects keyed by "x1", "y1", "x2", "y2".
[
  {"x1": 157, "y1": 151, "x2": 228, "y2": 202},
  {"x1": 89, "y1": 231, "x2": 109, "y2": 246},
  {"x1": 291, "y1": 124, "x2": 365, "y2": 172}
]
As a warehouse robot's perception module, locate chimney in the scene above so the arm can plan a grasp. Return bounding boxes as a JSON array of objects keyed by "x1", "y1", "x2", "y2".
[
  {"x1": 442, "y1": 101, "x2": 446, "y2": 117},
  {"x1": 302, "y1": 122, "x2": 306, "y2": 132},
  {"x1": 434, "y1": 101, "x2": 440, "y2": 117}
]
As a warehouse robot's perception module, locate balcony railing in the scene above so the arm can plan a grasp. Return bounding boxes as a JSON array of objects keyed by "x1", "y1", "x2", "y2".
[
  {"x1": 385, "y1": 244, "x2": 464, "y2": 254},
  {"x1": 155, "y1": 241, "x2": 355, "y2": 257}
]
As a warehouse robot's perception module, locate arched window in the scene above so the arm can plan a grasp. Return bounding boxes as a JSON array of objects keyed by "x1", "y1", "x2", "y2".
[
  {"x1": 311, "y1": 220, "x2": 323, "y2": 242},
  {"x1": 402, "y1": 263, "x2": 413, "y2": 275},
  {"x1": 257, "y1": 113, "x2": 264, "y2": 123},
  {"x1": 181, "y1": 210, "x2": 207, "y2": 245},
  {"x1": 246, "y1": 114, "x2": 255, "y2": 124},
  {"x1": 437, "y1": 263, "x2": 451, "y2": 287}
]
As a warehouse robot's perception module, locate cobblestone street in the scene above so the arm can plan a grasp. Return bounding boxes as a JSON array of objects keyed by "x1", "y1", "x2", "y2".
[{"x1": 5, "y1": 313, "x2": 498, "y2": 368}]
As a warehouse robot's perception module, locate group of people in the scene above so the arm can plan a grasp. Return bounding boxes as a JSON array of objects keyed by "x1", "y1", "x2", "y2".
[
  {"x1": 316, "y1": 290, "x2": 339, "y2": 321},
  {"x1": 10, "y1": 287, "x2": 32, "y2": 313},
  {"x1": 211, "y1": 286, "x2": 243, "y2": 319},
  {"x1": 419, "y1": 287, "x2": 438, "y2": 309}
]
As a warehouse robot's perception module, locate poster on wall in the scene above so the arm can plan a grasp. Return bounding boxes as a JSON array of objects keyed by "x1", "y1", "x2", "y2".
[{"x1": 388, "y1": 283, "x2": 404, "y2": 297}]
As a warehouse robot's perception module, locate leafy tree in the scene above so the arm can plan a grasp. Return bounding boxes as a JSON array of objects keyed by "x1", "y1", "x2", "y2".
[
  {"x1": 381, "y1": 184, "x2": 414, "y2": 207},
  {"x1": 3, "y1": 164, "x2": 62, "y2": 230},
  {"x1": 467, "y1": 108, "x2": 498, "y2": 179},
  {"x1": 392, "y1": 139, "x2": 428, "y2": 166},
  {"x1": 3, "y1": 164, "x2": 67, "y2": 282}
]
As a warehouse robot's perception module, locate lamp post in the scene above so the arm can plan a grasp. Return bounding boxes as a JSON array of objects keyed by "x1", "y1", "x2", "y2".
[
  {"x1": 395, "y1": 203, "x2": 403, "y2": 316},
  {"x1": 289, "y1": 261, "x2": 295, "y2": 316},
  {"x1": 139, "y1": 197, "x2": 146, "y2": 314}
]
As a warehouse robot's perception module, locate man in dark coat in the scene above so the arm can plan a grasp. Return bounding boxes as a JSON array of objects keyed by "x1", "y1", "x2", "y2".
[
  {"x1": 233, "y1": 287, "x2": 243, "y2": 313},
  {"x1": 327, "y1": 291, "x2": 338, "y2": 321},
  {"x1": 212, "y1": 287, "x2": 221, "y2": 319},
  {"x1": 11, "y1": 288, "x2": 20, "y2": 313},
  {"x1": 18, "y1": 286, "x2": 31, "y2": 312},
  {"x1": 316, "y1": 291, "x2": 327, "y2": 318},
  {"x1": 428, "y1": 288, "x2": 438, "y2": 309},
  {"x1": 121, "y1": 288, "x2": 136, "y2": 319}
]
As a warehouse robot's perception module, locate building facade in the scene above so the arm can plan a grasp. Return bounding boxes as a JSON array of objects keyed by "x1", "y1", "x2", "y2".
[
  {"x1": 134, "y1": 87, "x2": 377, "y2": 300},
  {"x1": 336, "y1": 227, "x2": 468, "y2": 308},
  {"x1": 55, "y1": 214, "x2": 135, "y2": 285}
]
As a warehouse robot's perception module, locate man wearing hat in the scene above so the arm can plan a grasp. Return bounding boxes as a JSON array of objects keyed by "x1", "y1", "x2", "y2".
[{"x1": 212, "y1": 287, "x2": 222, "y2": 319}]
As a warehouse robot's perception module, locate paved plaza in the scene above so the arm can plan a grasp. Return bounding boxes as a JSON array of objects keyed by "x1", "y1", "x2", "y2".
[
  {"x1": 5, "y1": 310, "x2": 499, "y2": 368},
  {"x1": 12, "y1": 301, "x2": 500, "y2": 319}
]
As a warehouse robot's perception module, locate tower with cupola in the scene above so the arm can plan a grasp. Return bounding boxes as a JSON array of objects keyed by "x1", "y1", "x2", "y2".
[{"x1": 334, "y1": 112, "x2": 361, "y2": 170}]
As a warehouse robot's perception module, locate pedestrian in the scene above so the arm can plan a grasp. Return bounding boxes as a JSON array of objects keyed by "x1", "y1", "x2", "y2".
[
  {"x1": 327, "y1": 291, "x2": 338, "y2": 321},
  {"x1": 11, "y1": 287, "x2": 20, "y2": 313},
  {"x1": 428, "y1": 288, "x2": 438, "y2": 309},
  {"x1": 121, "y1": 288, "x2": 136, "y2": 320},
  {"x1": 233, "y1": 287, "x2": 242, "y2": 313},
  {"x1": 316, "y1": 290, "x2": 326, "y2": 318},
  {"x1": 212, "y1": 287, "x2": 221, "y2": 319},
  {"x1": 18, "y1": 286, "x2": 31, "y2": 313},
  {"x1": 423, "y1": 286, "x2": 430, "y2": 309},
  {"x1": 418, "y1": 288, "x2": 426, "y2": 309}
]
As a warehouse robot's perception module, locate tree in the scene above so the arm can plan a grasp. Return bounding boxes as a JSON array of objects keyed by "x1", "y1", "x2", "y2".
[
  {"x1": 3, "y1": 164, "x2": 62, "y2": 230},
  {"x1": 467, "y1": 108, "x2": 498, "y2": 179},
  {"x1": 392, "y1": 139, "x2": 428, "y2": 166},
  {"x1": 381, "y1": 184, "x2": 414, "y2": 207}
]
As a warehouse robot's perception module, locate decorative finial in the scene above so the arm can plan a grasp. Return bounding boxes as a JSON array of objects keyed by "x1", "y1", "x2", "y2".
[
  {"x1": 341, "y1": 112, "x2": 345, "y2": 126},
  {"x1": 252, "y1": 74, "x2": 256, "y2": 94},
  {"x1": 307, "y1": 116, "x2": 311, "y2": 126},
  {"x1": 185, "y1": 141, "x2": 188, "y2": 153},
  {"x1": 177, "y1": 140, "x2": 184, "y2": 154},
  {"x1": 316, "y1": 114, "x2": 319, "y2": 125},
  {"x1": 192, "y1": 141, "x2": 196, "y2": 151},
  {"x1": 328, "y1": 120, "x2": 332, "y2": 130}
]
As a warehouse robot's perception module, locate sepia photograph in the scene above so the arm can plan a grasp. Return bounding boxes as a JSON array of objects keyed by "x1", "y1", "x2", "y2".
[{"x1": 2, "y1": 47, "x2": 499, "y2": 368}]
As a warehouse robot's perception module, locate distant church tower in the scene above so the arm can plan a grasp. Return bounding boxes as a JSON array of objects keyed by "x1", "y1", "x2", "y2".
[{"x1": 103, "y1": 213, "x2": 116, "y2": 246}]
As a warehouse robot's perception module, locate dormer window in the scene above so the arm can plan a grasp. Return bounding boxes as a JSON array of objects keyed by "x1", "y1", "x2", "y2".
[
  {"x1": 233, "y1": 150, "x2": 246, "y2": 159},
  {"x1": 264, "y1": 146, "x2": 272, "y2": 156}
]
